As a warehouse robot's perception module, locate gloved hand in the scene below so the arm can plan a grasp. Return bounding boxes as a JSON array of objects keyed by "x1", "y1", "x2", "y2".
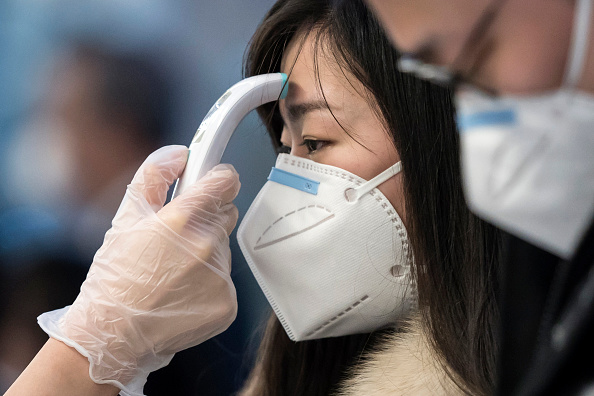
[{"x1": 38, "y1": 145, "x2": 241, "y2": 396}]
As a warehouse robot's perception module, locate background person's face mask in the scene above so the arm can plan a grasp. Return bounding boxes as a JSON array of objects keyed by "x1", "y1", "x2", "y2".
[
  {"x1": 237, "y1": 154, "x2": 416, "y2": 341},
  {"x1": 455, "y1": 0, "x2": 594, "y2": 259}
]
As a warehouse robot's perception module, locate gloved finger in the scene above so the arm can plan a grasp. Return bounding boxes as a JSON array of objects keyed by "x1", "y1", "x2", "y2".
[
  {"x1": 161, "y1": 203, "x2": 238, "y2": 269},
  {"x1": 111, "y1": 146, "x2": 189, "y2": 229},
  {"x1": 128, "y1": 145, "x2": 189, "y2": 211},
  {"x1": 184, "y1": 163, "x2": 241, "y2": 207},
  {"x1": 175, "y1": 202, "x2": 239, "y2": 240},
  {"x1": 157, "y1": 164, "x2": 241, "y2": 236},
  {"x1": 178, "y1": 193, "x2": 239, "y2": 232},
  {"x1": 219, "y1": 203, "x2": 239, "y2": 236}
]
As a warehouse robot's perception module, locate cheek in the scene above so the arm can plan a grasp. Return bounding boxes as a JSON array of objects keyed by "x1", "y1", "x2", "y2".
[
  {"x1": 485, "y1": 32, "x2": 568, "y2": 94},
  {"x1": 479, "y1": 1, "x2": 573, "y2": 94}
]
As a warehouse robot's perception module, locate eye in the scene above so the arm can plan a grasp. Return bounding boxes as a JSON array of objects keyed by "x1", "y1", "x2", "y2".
[{"x1": 301, "y1": 139, "x2": 328, "y2": 154}]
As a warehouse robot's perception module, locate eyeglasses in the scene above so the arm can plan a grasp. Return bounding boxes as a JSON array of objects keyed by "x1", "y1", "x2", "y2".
[{"x1": 397, "y1": 0, "x2": 507, "y2": 91}]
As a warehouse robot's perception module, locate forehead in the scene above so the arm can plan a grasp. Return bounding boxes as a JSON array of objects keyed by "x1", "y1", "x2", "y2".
[
  {"x1": 280, "y1": 30, "x2": 371, "y2": 107},
  {"x1": 279, "y1": 31, "x2": 391, "y2": 146},
  {"x1": 281, "y1": 30, "x2": 336, "y2": 79}
]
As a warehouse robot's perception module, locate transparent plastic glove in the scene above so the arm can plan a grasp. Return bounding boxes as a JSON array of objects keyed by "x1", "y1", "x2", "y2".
[{"x1": 38, "y1": 145, "x2": 241, "y2": 396}]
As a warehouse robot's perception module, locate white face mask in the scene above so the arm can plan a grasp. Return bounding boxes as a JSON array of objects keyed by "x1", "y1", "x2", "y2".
[
  {"x1": 454, "y1": 0, "x2": 594, "y2": 259},
  {"x1": 237, "y1": 154, "x2": 415, "y2": 341}
]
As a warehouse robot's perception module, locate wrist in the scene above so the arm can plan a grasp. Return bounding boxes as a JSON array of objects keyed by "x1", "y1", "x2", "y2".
[
  {"x1": 38, "y1": 306, "x2": 152, "y2": 396},
  {"x1": 6, "y1": 338, "x2": 119, "y2": 396}
]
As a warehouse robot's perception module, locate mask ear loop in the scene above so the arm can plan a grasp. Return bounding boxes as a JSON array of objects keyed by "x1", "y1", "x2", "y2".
[
  {"x1": 563, "y1": 0, "x2": 593, "y2": 87},
  {"x1": 345, "y1": 162, "x2": 402, "y2": 202}
]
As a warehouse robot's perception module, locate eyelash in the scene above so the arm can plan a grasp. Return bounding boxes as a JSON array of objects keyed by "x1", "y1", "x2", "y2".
[
  {"x1": 278, "y1": 144, "x2": 291, "y2": 155},
  {"x1": 278, "y1": 115, "x2": 328, "y2": 155},
  {"x1": 278, "y1": 139, "x2": 328, "y2": 155},
  {"x1": 300, "y1": 139, "x2": 327, "y2": 154}
]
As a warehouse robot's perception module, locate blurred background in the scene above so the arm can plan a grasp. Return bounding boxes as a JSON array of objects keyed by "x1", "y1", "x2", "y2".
[{"x1": 0, "y1": 0, "x2": 277, "y2": 394}]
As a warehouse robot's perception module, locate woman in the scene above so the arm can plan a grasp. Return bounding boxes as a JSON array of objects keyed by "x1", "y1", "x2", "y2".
[
  {"x1": 238, "y1": 0, "x2": 501, "y2": 395},
  {"x1": 6, "y1": 0, "x2": 500, "y2": 395}
]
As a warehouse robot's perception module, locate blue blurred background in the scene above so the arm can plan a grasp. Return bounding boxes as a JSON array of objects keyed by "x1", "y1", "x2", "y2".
[{"x1": 0, "y1": 0, "x2": 277, "y2": 393}]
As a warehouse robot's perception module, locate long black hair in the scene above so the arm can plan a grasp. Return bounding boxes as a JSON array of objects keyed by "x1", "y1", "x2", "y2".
[{"x1": 241, "y1": 0, "x2": 502, "y2": 394}]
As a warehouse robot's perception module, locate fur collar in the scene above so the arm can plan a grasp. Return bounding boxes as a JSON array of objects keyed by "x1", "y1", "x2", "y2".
[{"x1": 336, "y1": 321, "x2": 464, "y2": 396}]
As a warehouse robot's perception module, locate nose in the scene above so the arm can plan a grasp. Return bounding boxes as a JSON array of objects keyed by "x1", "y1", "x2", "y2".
[{"x1": 290, "y1": 144, "x2": 308, "y2": 158}]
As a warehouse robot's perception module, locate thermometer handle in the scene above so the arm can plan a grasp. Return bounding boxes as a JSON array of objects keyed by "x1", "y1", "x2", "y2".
[{"x1": 171, "y1": 73, "x2": 288, "y2": 199}]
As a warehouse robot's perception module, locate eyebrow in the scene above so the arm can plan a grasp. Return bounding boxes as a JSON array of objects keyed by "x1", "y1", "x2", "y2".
[{"x1": 283, "y1": 100, "x2": 330, "y2": 123}]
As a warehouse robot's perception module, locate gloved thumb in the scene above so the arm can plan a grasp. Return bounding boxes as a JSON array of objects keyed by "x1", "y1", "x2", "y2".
[{"x1": 128, "y1": 145, "x2": 189, "y2": 212}]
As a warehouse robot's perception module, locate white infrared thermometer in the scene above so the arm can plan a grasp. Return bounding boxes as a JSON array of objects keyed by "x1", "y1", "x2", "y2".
[{"x1": 172, "y1": 73, "x2": 288, "y2": 198}]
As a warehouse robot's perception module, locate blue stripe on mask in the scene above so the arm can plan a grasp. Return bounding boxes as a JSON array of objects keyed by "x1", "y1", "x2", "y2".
[
  {"x1": 268, "y1": 167, "x2": 319, "y2": 195},
  {"x1": 457, "y1": 109, "x2": 517, "y2": 131}
]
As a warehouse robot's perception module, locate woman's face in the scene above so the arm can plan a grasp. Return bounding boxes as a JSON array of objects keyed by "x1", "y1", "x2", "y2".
[{"x1": 279, "y1": 32, "x2": 406, "y2": 222}]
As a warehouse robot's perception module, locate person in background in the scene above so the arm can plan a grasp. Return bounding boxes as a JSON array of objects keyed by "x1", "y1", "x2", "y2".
[
  {"x1": 2, "y1": 42, "x2": 169, "y2": 264},
  {"x1": 361, "y1": 0, "x2": 594, "y2": 394}
]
